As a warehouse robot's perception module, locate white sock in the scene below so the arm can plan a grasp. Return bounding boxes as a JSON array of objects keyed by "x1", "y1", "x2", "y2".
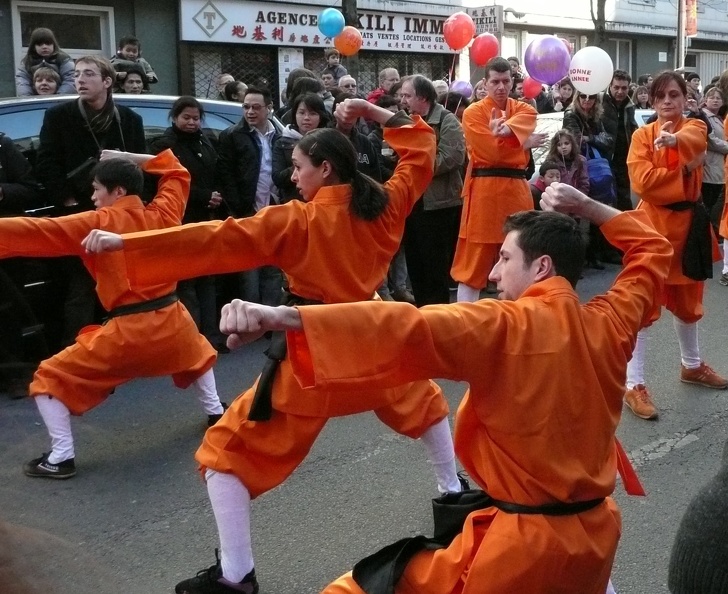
[
  {"x1": 674, "y1": 317, "x2": 701, "y2": 369},
  {"x1": 626, "y1": 329, "x2": 648, "y2": 389},
  {"x1": 606, "y1": 579, "x2": 617, "y2": 594},
  {"x1": 34, "y1": 395, "x2": 74, "y2": 463},
  {"x1": 194, "y1": 369, "x2": 224, "y2": 415},
  {"x1": 420, "y1": 417, "x2": 461, "y2": 493},
  {"x1": 206, "y1": 470, "x2": 254, "y2": 582},
  {"x1": 456, "y1": 283, "x2": 480, "y2": 302}
]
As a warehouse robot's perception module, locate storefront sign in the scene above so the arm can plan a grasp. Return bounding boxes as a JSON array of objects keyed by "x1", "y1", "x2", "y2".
[
  {"x1": 181, "y1": 0, "x2": 453, "y2": 53},
  {"x1": 685, "y1": 0, "x2": 698, "y2": 37},
  {"x1": 466, "y1": 5, "x2": 504, "y2": 37}
]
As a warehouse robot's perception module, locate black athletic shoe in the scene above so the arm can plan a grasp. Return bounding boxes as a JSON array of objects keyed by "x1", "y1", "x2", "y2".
[
  {"x1": 24, "y1": 452, "x2": 76, "y2": 479},
  {"x1": 175, "y1": 549, "x2": 259, "y2": 594},
  {"x1": 207, "y1": 402, "x2": 229, "y2": 427}
]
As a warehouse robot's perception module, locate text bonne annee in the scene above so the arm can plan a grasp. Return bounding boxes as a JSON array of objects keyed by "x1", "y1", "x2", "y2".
[{"x1": 569, "y1": 68, "x2": 593, "y2": 82}]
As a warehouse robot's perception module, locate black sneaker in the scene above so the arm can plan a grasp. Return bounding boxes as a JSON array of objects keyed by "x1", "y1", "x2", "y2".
[
  {"x1": 24, "y1": 452, "x2": 76, "y2": 479},
  {"x1": 207, "y1": 402, "x2": 229, "y2": 427},
  {"x1": 175, "y1": 549, "x2": 258, "y2": 594}
]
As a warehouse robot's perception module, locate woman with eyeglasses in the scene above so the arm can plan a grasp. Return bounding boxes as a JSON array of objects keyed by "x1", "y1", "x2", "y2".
[
  {"x1": 83, "y1": 99, "x2": 463, "y2": 594},
  {"x1": 623, "y1": 70, "x2": 725, "y2": 422}
]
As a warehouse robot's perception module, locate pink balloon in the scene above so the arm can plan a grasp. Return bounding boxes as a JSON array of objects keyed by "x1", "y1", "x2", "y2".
[
  {"x1": 443, "y1": 12, "x2": 475, "y2": 51},
  {"x1": 522, "y1": 77, "x2": 543, "y2": 100},
  {"x1": 471, "y1": 33, "x2": 499, "y2": 66}
]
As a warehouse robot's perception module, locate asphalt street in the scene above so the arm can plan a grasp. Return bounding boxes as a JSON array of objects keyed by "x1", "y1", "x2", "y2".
[{"x1": 1, "y1": 262, "x2": 728, "y2": 593}]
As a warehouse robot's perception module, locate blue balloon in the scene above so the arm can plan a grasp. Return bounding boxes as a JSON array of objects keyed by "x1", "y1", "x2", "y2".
[{"x1": 319, "y1": 8, "x2": 345, "y2": 38}]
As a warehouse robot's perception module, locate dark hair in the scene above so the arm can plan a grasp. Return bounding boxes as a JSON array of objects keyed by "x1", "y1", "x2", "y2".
[
  {"x1": 539, "y1": 159, "x2": 561, "y2": 176},
  {"x1": 291, "y1": 92, "x2": 329, "y2": 130},
  {"x1": 244, "y1": 86, "x2": 272, "y2": 105},
  {"x1": 121, "y1": 63, "x2": 149, "y2": 92},
  {"x1": 637, "y1": 74, "x2": 652, "y2": 86},
  {"x1": 633, "y1": 85, "x2": 650, "y2": 106},
  {"x1": 118, "y1": 36, "x2": 141, "y2": 50},
  {"x1": 611, "y1": 69, "x2": 631, "y2": 84},
  {"x1": 91, "y1": 158, "x2": 144, "y2": 197},
  {"x1": 329, "y1": 87, "x2": 347, "y2": 103},
  {"x1": 547, "y1": 129, "x2": 579, "y2": 162},
  {"x1": 224, "y1": 80, "x2": 245, "y2": 101},
  {"x1": 324, "y1": 47, "x2": 340, "y2": 58},
  {"x1": 296, "y1": 128, "x2": 389, "y2": 220},
  {"x1": 503, "y1": 210, "x2": 584, "y2": 288},
  {"x1": 650, "y1": 71, "x2": 687, "y2": 104},
  {"x1": 685, "y1": 72, "x2": 701, "y2": 82},
  {"x1": 24, "y1": 28, "x2": 61, "y2": 65},
  {"x1": 408, "y1": 74, "x2": 437, "y2": 105},
  {"x1": 169, "y1": 95, "x2": 205, "y2": 120},
  {"x1": 439, "y1": 91, "x2": 470, "y2": 115},
  {"x1": 375, "y1": 95, "x2": 399, "y2": 109},
  {"x1": 507, "y1": 56, "x2": 520, "y2": 65},
  {"x1": 285, "y1": 67, "x2": 317, "y2": 102},
  {"x1": 484, "y1": 57, "x2": 512, "y2": 81},
  {"x1": 290, "y1": 77, "x2": 324, "y2": 98}
]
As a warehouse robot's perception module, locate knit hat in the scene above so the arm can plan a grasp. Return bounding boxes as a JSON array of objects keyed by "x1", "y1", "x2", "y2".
[
  {"x1": 685, "y1": 72, "x2": 701, "y2": 82},
  {"x1": 668, "y1": 440, "x2": 728, "y2": 593}
]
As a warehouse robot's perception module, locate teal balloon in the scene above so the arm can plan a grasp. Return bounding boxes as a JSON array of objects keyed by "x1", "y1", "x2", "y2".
[{"x1": 319, "y1": 8, "x2": 345, "y2": 38}]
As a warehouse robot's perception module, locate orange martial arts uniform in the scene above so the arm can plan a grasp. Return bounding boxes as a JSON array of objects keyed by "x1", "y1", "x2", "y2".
[
  {"x1": 0, "y1": 150, "x2": 216, "y2": 414},
  {"x1": 284, "y1": 211, "x2": 672, "y2": 594},
  {"x1": 628, "y1": 117, "x2": 718, "y2": 323},
  {"x1": 451, "y1": 96, "x2": 537, "y2": 289},
  {"x1": 118, "y1": 116, "x2": 450, "y2": 498}
]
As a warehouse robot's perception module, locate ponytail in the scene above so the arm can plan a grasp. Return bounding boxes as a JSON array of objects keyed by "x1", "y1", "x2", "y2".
[{"x1": 350, "y1": 170, "x2": 388, "y2": 220}]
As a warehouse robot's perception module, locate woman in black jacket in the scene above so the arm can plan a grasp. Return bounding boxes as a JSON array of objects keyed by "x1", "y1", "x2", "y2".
[{"x1": 149, "y1": 96, "x2": 226, "y2": 350}]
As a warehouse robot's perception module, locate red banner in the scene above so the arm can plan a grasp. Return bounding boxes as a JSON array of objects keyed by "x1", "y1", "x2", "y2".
[{"x1": 685, "y1": 0, "x2": 698, "y2": 37}]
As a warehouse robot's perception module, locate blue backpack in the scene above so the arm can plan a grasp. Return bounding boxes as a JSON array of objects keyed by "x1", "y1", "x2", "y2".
[{"x1": 584, "y1": 146, "x2": 616, "y2": 205}]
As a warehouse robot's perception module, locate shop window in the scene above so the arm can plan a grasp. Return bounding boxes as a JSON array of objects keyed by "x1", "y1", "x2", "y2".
[{"x1": 11, "y1": 1, "x2": 115, "y2": 67}]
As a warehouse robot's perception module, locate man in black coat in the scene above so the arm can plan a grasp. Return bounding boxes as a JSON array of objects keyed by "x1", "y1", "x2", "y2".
[
  {"x1": 35, "y1": 55, "x2": 145, "y2": 346},
  {"x1": 601, "y1": 70, "x2": 639, "y2": 212}
]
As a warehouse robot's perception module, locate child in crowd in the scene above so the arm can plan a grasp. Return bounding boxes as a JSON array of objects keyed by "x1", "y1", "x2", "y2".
[
  {"x1": 110, "y1": 35, "x2": 158, "y2": 87},
  {"x1": 530, "y1": 160, "x2": 561, "y2": 209},
  {"x1": 547, "y1": 129, "x2": 590, "y2": 194},
  {"x1": 32, "y1": 66, "x2": 61, "y2": 96},
  {"x1": 15, "y1": 27, "x2": 75, "y2": 96},
  {"x1": 322, "y1": 47, "x2": 347, "y2": 84}
]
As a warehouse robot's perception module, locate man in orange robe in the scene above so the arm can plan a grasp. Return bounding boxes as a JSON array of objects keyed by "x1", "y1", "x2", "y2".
[
  {"x1": 0, "y1": 149, "x2": 224, "y2": 479},
  {"x1": 451, "y1": 56, "x2": 536, "y2": 302},
  {"x1": 83, "y1": 103, "x2": 463, "y2": 594},
  {"x1": 214, "y1": 183, "x2": 672, "y2": 594},
  {"x1": 623, "y1": 71, "x2": 726, "y2": 422}
]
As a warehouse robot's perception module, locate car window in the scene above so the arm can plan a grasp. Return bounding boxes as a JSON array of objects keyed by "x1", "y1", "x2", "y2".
[{"x1": 0, "y1": 108, "x2": 46, "y2": 151}]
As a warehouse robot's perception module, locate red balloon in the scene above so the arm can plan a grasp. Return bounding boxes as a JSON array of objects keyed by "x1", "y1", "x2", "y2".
[
  {"x1": 334, "y1": 26, "x2": 363, "y2": 56},
  {"x1": 443, "y1": 12, "x2": 475, "y2": 51},
  {"x1": 470, "y1": 33, "x2": 499, "y2": 66},
  {"x1": 522, "y1": 76, "x2": 543, "y2": 100}
]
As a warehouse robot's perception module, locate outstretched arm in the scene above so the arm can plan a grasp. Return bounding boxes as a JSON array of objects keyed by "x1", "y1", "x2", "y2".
[
  {"x1": 219, "y1": 300, "x2": 302, "y2": 350},
  {"x1": 540, "y1": 182, "x2": 621, "y2": 226}
]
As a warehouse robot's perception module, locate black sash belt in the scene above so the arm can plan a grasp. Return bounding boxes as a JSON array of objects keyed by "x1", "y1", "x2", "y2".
[
  {"x1": 247, "y1": 291, "x2": 323, "y2": 421},
  {"x1": 471, "y1": 167, "x2": 527, "y2": 179},
  {"x1": 352, "y1": 489, "x2": 605, "y2": 594},
  {"x1": 664, "y1": 199, "x2": 713, "y2": 281},
  {"x1": 107, "y1": 292, "x2": 179, "y2": 319}
]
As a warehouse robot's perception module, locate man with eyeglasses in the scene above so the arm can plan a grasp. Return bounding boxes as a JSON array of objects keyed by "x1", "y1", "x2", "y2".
[
  {"x1": 35, "y1": 55, "x2": 145, "y2": 345},
  {"x1": 216, "y1": 86, "x2": 283, "y2": 307},
  {"x1": 339, "y1": 75, "x2": 359, "y2": 94},
  {"x1": 601, "y1": 69, "x2": 639, "y2": 213}
]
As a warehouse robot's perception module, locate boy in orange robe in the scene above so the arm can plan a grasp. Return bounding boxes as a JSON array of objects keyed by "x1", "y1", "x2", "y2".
[
  {"x1": 623, "y1": 71, "x2": 726, "y2": 422},
  {"x1": 0, "y1": 149, "x2": 224, "y2": 479},
  {"x1": 451, "y1": 56, "x2": 536, "y2": 302},
  {"x1": 212, "y1": 183, "x2": 672, "y2": 594}
]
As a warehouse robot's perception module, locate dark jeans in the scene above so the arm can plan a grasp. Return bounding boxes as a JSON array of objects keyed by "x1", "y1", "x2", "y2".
[
  {"x1": 403, "y1": 202, "x2": 461, "y2": 307},
  {"x1": 178, "y1": 276, "x2": 224, "y2": 345},
  {"x1": 612, "y1": 161, "x2": 633, "y2": 212},
  {"x1": 702, "y1": 183, "x2": 724, "y2": 236}
]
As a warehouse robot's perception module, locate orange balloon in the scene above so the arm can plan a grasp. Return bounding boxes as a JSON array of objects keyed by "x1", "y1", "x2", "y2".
[{"x1": 334, "y1": 26, "x2": 363, "y2": 56}]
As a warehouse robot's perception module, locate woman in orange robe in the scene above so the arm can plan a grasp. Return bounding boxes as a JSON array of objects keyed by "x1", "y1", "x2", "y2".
[
  {"x1": 623, "y1": 71, "x2": 726, "y2": 422},
  {"x1": 0, "y1": 150, "x2": 224, "y2": 479},
  {"x1": 84, "y1": 99, "x2": 461, "y2": 594}
]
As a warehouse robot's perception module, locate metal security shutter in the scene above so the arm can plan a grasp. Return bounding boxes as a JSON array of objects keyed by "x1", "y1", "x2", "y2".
[
  {"x1": 693, "y1": 50, "x2": 728, "y2": 85},
  {"x1": 188, "y1": 44, "x2": 278, "y2": 99}
]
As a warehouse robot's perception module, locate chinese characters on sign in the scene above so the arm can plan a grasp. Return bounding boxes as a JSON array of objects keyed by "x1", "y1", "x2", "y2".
[{"x1": 467, "y1": 5, "x2": 504, "y2": 37}]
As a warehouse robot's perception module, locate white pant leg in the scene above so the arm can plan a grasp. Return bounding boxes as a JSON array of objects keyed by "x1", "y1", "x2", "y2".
[
  {"x1": 193, "y1": 368, "x2": 224, "y2": 415},
  {"x1": 420, "y1": 417, "x2": 461, "y2": 493},
  {"x1": 674, "y1": 317, "x2": 700, "y2": 369},
  {"x1": 34, "y1": 395, "x2": 74, "y2": 463},
  {"x1": 206, "y1": 470, "x2": 254, "y2": 583},
  {"x1": 456, "y1": 283, "x2": 480, "y2": 303},
  {"x1": 626, "y1": 328, "x2": 649, "y2": 389}
]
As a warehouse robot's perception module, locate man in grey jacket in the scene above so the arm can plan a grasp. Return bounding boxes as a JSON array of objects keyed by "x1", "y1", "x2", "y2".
[{"x1": 400, "y1": 75, "x2": 465, "y2": 305}]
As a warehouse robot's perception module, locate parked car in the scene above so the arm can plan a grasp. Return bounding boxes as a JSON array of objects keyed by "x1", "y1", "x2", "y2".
[{"x1": 0, "y1": 94, "x2": 282, "y2": 388}]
